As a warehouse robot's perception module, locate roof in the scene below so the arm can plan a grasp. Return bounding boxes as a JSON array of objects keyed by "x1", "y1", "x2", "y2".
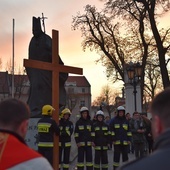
[
  {"x1": 8, "y1": 74, "x2": 29, "y2": 86},
  {"x1": 66, "y1": 76, "x2": 91, "y2": 87},
  {"x1": 0, "y1": 72, "x2": 9, "y2": 93}
]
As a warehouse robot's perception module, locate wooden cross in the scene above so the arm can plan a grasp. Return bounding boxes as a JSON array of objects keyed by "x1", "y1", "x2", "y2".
[{"x1": 24, "y1": 30, "x2": 83, "y2": 170}]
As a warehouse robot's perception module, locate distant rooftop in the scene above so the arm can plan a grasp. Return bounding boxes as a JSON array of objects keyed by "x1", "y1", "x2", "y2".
[{"x1": 66, "y1": 76, "x2": 91, "y2": 87}]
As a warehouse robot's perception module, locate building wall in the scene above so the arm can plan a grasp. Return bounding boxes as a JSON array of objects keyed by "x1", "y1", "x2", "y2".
[
  {"x1": 65, "y1": 85, "x2": 91, "y2": 124},
  {"x1": 0, "y1": 73, "x2": 91, "y2": 124}
]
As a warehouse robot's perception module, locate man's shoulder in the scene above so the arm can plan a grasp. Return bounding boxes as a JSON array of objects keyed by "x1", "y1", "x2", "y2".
[
  {"x1": 9, "y1": 157, "x2": 53, "y2": 170},
  {"x1": 10, "y1": 134, "x2": 41, "y2": 158},
  {"x1": 2, "y1": 133, "x2": 43, "y2": 169},
  {"x1": 118, "y1": 157, "x2": 147, "y2": 170},
  {"x1": 118, "y1": 148, "x2": 170, "y2": 170}
]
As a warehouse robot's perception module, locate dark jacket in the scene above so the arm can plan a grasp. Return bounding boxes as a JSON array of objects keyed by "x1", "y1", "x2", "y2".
[
  {"x1": 74, "y1": 117, "x2": 94, "y2": 146},
  {"x1": 37, "y1": 115, "x2": 60, "y2": 147},
  {"x1": 93, "y1": 120, "x2": 110, "y2": 150},
  {"x1": 110, "y1": 115, "x2": 131, "y2": 145},
  {"x1": 118, "y1": 129, "x2": 170, "y2": 170},
  {"x1": 59, "y1": 118, "x2": 73, "y2": 143},
  {"x1": 129, "y1": 118, "x2": 146, "y2": 143}
]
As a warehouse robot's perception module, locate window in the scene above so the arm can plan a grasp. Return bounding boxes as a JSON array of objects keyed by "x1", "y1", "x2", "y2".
[
  {"x1": 82, "y1": 88, "x2": 85, "y2": 93},
  {"x1": 80, "y1": 100, "x2": 85, "y2": 107},
  {"x1": 71, "y1": 100, "x2": 76, "y2": 108},
  {"x1": 68, "y1": 87, "x2": 74, "y2": 94}
]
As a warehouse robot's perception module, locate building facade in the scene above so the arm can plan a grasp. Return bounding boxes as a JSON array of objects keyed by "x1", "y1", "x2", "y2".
[
  {"x1": 65, "y1": 76, "x2": 91, "y2": 123},
  {"x1": 0, "y1": 73, "x2": 91, "y2": 121},
  {"x1": 0, "y1": 72, "x2": 29, "y2": 102}
]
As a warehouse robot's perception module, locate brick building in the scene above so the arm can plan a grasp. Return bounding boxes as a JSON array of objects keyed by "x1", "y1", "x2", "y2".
[
  {"x1": 0, "y1": 73, "x2": 91, "y2": 121},
  {"x1": 65, "y1": 76, "x2": 91, "y2": 123}
]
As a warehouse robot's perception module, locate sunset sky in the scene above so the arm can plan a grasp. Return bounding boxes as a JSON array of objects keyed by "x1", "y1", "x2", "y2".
[
  {"x1": 0, "y1": 0, "x2": 170, "y2": 101},
  {"x1": 0, "y1": 0, "x2": 122, "y2": 101}
]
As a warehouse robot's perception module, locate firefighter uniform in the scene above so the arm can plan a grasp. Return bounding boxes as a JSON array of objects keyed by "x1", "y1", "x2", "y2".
[
  {"x1": 37, "y1": 105, "x2": 60, "y2": 166},
  {"x1": 93, "y1": 110, "x2": 110, "y2": 170},
  {"x1": 59, "y1": 108, "x2": 73, "y2": 170},
  {"x1": 74, "y1": 107, "x2": 94, "y2": 170},
  {"x1": 110, "y1": 106, "x2": 132, "y2": 170}
]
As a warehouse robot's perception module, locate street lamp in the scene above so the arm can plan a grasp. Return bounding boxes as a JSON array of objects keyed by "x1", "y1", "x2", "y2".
[{"x1": 126, "y1": 62, "x2": 142, "y2": 111}]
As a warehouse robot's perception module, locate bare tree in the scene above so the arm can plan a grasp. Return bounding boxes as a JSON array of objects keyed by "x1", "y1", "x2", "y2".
[
  {"x1": 5, "y1": 59, "x2": 28, "y2": 99},
  {"x1": 105, "y1": 0, "x2": 170, "y2": 88},
  {"x1": 144, "y1": 59, "x2": 163, "y2": 100},
  {"x1": 72, "y1": 4, "x2": 151, "y2": 104},
  {"x1": 73, "y1": 1, "x2": 170, "y2": 108},
  {"x1": 92, "y1": 85, "x2": 120, "y2": 117},
  {"x1": 5, "y1": 59, "x2": 12, "y2": 74},
  {"x1": 0, "y1": 58, "x2": 3, "y2": 70},
  {"x1": 13, "y1": 74, "x2": 28, "y2": 99},
  {"x1": 72, "y1": 5, "x2": 129, "y2": 82}
]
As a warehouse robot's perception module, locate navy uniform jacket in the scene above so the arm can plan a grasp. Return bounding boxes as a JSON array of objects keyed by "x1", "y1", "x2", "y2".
[
  {"x1": 37, "y1": 115, "x2": 60, "y2": 147},
  {"x1": 93, "y1": 121, "x2": 110, "y2": 150},
  {"x1": 59, "y1": 118, "x2": 73, "y2": 144},
  {"x1": 110, "y1": 116, "x2": 131, "y2": 145},
  {"x1": 74, "y1": 117, "x2": 94, "y2": 146}
]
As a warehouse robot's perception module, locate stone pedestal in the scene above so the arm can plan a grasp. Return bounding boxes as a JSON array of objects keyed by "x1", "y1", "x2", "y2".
[{"x1": 25, "y1": 118, "x2": 40, "y2": 150}]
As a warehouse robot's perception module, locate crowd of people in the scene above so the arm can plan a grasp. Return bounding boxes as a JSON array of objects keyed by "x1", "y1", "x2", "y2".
[
  {"x1": 1, "y1": 88, "x2": 170, "y2": 170},
  {"x1": 37, "y1": 102, "x2": 153, "y2": 170}
]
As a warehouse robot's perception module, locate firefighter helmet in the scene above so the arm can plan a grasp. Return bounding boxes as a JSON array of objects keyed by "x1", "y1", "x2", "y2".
[
  {"x1": 96, "y1": 110, "x2": 104, "y2": 117},
  {"x1": 60, "y1": 108, "x2": 71, "y2": 118},
  {"x1": 80, "y1": 106, "x2": 89, "y2": 113},
  {"x1": 42, "y1": 105, "x2": 55, "y2": 116},
  {"x1": 117, "y1": 106, "x2": 125, "y2": 111}
]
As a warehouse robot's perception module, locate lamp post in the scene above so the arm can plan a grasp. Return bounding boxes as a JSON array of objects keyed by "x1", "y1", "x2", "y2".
[{"x1": 126, "y1": 62, "x2": 142, "y2": 111}]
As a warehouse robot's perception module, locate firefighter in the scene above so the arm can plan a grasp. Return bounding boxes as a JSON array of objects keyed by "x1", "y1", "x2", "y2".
[
  {"x1": 74, "y1": 106, "x2": 94, "y2": 170},
  {"x1": 93, "y1": 110, "x2": 110, "y2": 170},
  {"x1": 59, "y1": 108, "x2": 73, "y2": 170},
  {"x1": 109, "y1": 106, "x2": 132, "y2": 170},
  {"x1": 37, "y1": 105, "x2": 60, "y2": 166}
]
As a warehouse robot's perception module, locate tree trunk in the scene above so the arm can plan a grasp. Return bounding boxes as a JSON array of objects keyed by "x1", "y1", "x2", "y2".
[{"x1": 148, "y1": 4, "x2": 170, "y2": 88}]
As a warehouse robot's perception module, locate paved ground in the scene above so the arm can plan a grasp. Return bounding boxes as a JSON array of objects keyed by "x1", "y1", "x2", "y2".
[{"x1": 69, "y1": 149, "x2": 136, "y2": 170}]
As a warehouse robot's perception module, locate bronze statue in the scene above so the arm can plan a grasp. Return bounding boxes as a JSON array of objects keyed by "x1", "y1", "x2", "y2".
[{"x1": 26, "y1": 16, "x2": 68, "y2": 117}]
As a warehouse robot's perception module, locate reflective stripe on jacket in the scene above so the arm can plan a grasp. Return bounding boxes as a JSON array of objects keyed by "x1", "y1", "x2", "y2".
[
  {"x1": 93, "y1": 121, "x2": 110, "y2": 150},
  {"x1": 74, "y1": 117, "x2": 94, "y2": 146},
  {"x1": 37, "y1": 115, "x2": 59, "y2": 147},
  {"x1": 110, "y1": 116, "x2": 132, "y2": 145}
]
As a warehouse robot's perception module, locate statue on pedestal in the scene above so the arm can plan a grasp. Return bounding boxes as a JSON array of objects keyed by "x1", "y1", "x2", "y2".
[{"x1": 26, "y1": 16, "x2": 68, "y2": 117}]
